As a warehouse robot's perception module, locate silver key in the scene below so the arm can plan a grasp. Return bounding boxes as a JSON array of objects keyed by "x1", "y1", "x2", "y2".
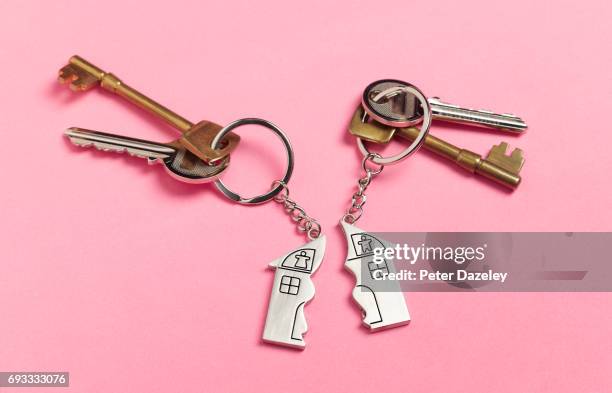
[
  {"x1": 64, "y1": 127, "x2": 227, "y2": 183},
  {"x1": 362, "y1": 79, "x2": 527, "y2": 133}
]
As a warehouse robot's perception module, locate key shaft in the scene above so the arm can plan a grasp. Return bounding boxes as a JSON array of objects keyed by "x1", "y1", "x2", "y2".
[
  {"x1": 429, "y1": 97, "x2": 527, "y2": 133},
  {"x1": 65, "y1": 127, "x2": 176, "y2": 159}
]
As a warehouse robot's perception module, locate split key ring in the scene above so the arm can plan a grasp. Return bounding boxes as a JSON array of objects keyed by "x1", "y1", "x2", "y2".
[
  {"x1": 210, "y1": 118, "x2": 295, "y2": 205},
  {"x1": 357, "y1": 82, "x2": 432, "y2": 166}
]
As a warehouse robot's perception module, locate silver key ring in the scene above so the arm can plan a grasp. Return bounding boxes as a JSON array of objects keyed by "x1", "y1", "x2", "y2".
[
  {"x1": 211, "y1": 118, "x2": 294, "y2": 205},
  {"x1": 357, "y1": 84, "x2": 432, "y2": 165}
]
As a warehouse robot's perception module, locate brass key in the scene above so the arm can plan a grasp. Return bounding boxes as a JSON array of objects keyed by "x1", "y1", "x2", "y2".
[
  {"x1": 397, "y1": 128, "x2": 524, "y2": 189},
  {"x1": 349, "y1": 106, "x2": 525, "y2": 189},
  {"x1": 58, "y1": 55, "x2": 239, "y2": 164}
]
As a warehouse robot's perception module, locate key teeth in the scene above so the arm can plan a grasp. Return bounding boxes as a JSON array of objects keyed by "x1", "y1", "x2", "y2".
[
  {"x1": 71, "y1": 75, "x2": 98, "y2": 91},
  {"x1": 58, "y1": 65, "x2": 77, "y2": 83},
  {"x1": 58, "y1": 64, "x2": 97, "y2": 91},
  {"x1": 67, "y1": 136, "x2": 154, "y2": 160},
  {"x1": 510, "y1": 147, "x2": 524, "y2": 160},
  {"x1": 496, "y1": 142, "x2": 509, "y2": 153},
  {"x1": 487, "y1": 142, "x2": 525, "y2": 174}
]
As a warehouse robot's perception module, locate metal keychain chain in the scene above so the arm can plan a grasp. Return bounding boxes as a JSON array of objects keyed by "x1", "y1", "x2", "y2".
[
  {"x1": 343, "y1": 153, "x2": 384, "y2": 224},
  {"x1": 272, "y1": 181, "x2": 321, "y2": 241}
]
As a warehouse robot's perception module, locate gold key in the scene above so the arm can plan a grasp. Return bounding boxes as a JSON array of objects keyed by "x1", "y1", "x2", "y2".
[
  {"x1": 349, "y1": 106, "x2": 525, "y2": 189},
  {"x1": 58, "y1": 55, "x2": 239, "y2": 164},
  {"x1": 397, "y1": 128, "x2": 524, "y2": 189}
]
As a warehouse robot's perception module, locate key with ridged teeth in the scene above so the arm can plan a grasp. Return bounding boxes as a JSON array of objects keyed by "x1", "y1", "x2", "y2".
[
  {"x1": 362, "y1": 79, "x2": 527, "y2": 133},
  {"x1": 59, "y1": 55, "x2": 239, "y2": 165},
  {"x1": 349, "y1": 106, "x2": 525, "y2": 189},
  {"x1": 64, "y1": 127, "x2": 227, "y2": 183}
]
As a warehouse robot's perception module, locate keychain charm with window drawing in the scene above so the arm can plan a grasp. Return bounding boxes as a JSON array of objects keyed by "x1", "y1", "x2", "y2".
[{"x1": 341, "y1": 83, "x2": 431, "y2": 331}]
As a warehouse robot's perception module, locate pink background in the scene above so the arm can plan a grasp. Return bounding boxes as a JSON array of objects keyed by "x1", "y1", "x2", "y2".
[{"x1": 1, "y1": 0, "x2": 611, "y2": 392}]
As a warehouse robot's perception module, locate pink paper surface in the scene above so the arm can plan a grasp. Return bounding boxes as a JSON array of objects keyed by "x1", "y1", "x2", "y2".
[{"x1": 0, "y1": 0, "x2": 610, "y2": 392}]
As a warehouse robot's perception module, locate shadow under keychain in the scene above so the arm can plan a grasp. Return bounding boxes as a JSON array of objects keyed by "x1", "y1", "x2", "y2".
[
  {"x1": 341, "y1": 82, "x2": 431, "y2": 331},
  {"x1": 58, "y1": 56, "x2": 325, "y2": 349}
]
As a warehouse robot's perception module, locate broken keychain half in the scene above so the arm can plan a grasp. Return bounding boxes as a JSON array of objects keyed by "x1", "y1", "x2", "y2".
[{"x1": 342, "y1": 80, "x2": 527, "y2": 330}]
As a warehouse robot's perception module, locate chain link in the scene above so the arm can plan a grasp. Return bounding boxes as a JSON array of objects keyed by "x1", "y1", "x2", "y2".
[
  {"x1": 343, "y1": 153, "x2": 384, "y2": 224},
  {"x1": 271, "y1": 181, "x2": 322, "y2": 241}
]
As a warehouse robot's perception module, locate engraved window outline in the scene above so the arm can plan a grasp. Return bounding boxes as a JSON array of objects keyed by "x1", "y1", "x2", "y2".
[
  {"x1": 279, "y1": 275, "x2": 301, "y2": 295},
  {"x1": 350, "y1": 233, "x2": 385, "y2": 258},
  {"x1": 368, "y1": 260, "x2": 389, "y2": 279},
  {"x1": 281, "y1": 248, "x2": 316, "y2": 273}
]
